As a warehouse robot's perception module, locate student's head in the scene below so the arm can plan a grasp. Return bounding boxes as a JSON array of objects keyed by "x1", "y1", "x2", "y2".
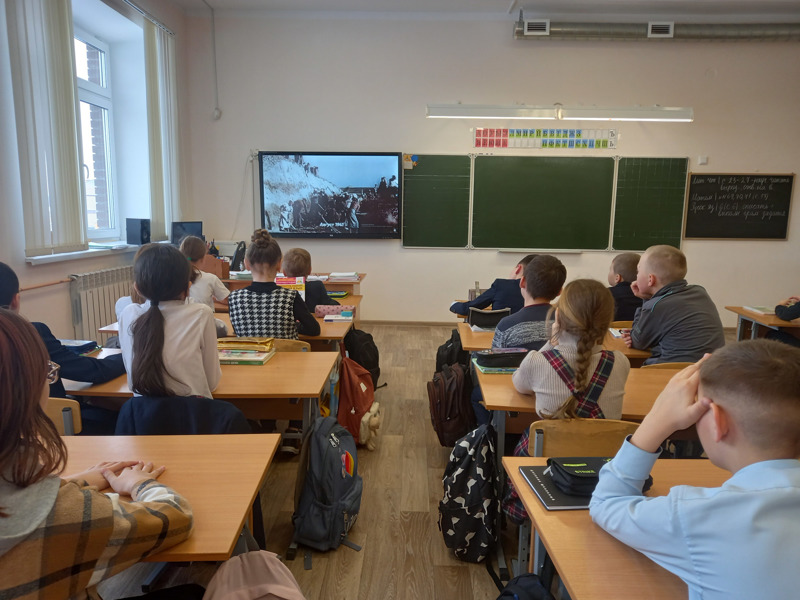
[
  {"x1": 608, "y1": 253, "x2": 640, "y2": 286},
  {"x1": 636, "y1": 245, "x2": 687, "y2": 295},
  {"x1": 548, "y1": 279, "x2": 615, "y2": 419},
  {"x1": 179, "y1": 235, "x2": 207, "y2": 263},
  {"x1": 698, "y1": 340, "x2": 800, "y2": 463},
  {"x1": 244, "y1": 229, "x2": 282, "y2": 275},
  {"x1": 522, "y1": 255, "x2": 566, "y2": 301},
  {"x1": 131, "y1": 244, "x2": 192, "y2": 397},
  {"x1": 511, "y1": 254, "x2": 538, "y2": 279},
  {"x1": 282, "y1": 248, "x2": 312, "y2": 278},
  {"x1": 0, "y1": 262, "x2": 20, "y2": 311},
  {"x1": 0, "y1": 309, "x2": 66, "y2": 492}
]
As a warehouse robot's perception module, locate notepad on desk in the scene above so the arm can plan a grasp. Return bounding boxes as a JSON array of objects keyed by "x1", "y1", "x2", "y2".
[
  {"x1": 218, "y1": 348, "x2": 275, "y2": 365},
  {"x1": 519, "y1": 465, "x2": 592, "y2": 511},
  {"x1": 323, "y1": 314, "x2": 353, "y2": 322},
  {"x1": 743, "y1": 305, "x2": 775, "y2": 315}
]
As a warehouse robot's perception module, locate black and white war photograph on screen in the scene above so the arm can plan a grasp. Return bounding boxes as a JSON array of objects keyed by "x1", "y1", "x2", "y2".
[{"x1": 260, "y1": 152, "x2": 401, "y2": 239}]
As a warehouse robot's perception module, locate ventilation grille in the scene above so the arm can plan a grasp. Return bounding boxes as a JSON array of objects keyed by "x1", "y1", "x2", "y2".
[
  {"x1": 648, "y1": 22, "x2": 675, "y2": 38},
  {"x1": 524, "y1": 19, "x2": 550, "y2": 36}
]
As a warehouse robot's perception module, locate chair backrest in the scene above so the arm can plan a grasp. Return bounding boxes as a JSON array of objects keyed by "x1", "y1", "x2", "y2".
[
  {"x1": 529, "y1": 418, "x2": 640, "y2": 457},
  {"x1": 467, "y1": 307, "x2": 511, "y2": 329},
  {"x1": 115, "y1": 396, "x2": 251, "y2": 435},
  {"x1": 641, "y1": 362, "x2": 694, "y2": 370},
  {"x1": 610, "y1": 320, "x2": 633, "y2": 329},
  {"x1": 273, "y1": 339, "x2": 311, "y2": 352},
  {"x1": 44, "y1": 398, "x2": 82, "y2": 435}
]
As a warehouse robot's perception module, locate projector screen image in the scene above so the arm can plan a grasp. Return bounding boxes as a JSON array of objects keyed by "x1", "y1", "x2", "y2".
[{"x1": 259, "y1": 151, "x2": 401, "y2": 239}]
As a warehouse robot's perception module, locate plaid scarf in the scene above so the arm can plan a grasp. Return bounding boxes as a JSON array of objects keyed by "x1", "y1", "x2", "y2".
[{"x1": 541, "y1": 348, "x2": 616, "y2": 419}]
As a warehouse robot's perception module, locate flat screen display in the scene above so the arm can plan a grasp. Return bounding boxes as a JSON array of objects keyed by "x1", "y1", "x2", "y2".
[
  {"x1": 259, "y1": 151, "x2": 401, "y2": 239},
  {"x1": 171, "y1": 221, "x2": 203, "y2": 244}
]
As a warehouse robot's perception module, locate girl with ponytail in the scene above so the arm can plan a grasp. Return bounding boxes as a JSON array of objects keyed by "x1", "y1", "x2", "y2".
[
  {"x1": 513, "y1": 278, "x2": 631, "y2": 420},
  {"x1": 119, "y1": 244, "x2": 221, "y2": 398}
]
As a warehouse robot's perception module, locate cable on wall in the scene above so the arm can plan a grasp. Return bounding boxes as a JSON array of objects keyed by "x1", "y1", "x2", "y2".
[{"x1": 201, "y1": 0, "x2": 222, "y2": 120}]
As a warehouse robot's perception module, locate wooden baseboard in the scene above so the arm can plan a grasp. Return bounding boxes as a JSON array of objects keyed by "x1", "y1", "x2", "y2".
[{"x1": 361, "y1": 320, "x2": 458, "y2": 327}]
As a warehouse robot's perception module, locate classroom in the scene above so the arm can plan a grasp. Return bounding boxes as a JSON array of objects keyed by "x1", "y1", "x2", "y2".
[{"x1": 1, "y1": 0, "x2": 799, "y2": 599}]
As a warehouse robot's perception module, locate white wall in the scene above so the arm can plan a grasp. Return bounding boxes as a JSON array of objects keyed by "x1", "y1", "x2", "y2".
[{"x1": 180, "y1": 12, "x2": 800, "y2": 325}]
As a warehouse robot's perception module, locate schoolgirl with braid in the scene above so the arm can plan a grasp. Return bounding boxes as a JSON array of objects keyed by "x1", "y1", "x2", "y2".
[
  {"x1": 119, "y1": 244, "x2": 221, "y2": 398},
  {"x1": 503, "y1": 279, "x2": 631, "y2": 524}
]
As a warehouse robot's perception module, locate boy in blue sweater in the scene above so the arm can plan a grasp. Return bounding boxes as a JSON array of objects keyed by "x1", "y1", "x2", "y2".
[
  {"x1": 590, "y1": 340, "x2": 800, "y2": 600},
  {"x1": 450, "y1": 254, "x2": 537, "y2": 316}
]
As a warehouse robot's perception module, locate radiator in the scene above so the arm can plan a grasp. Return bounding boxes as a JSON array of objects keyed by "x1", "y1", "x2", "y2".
[{"x1": 70, "y1": 266, "x2": 133, "y2": 339}]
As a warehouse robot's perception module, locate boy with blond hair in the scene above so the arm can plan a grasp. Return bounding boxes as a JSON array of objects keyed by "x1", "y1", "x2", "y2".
[
  {"x1": 282, "y1": 247, "x2": 339, "y2": 312},
  {"x1": 590, "y1": 339, "x2": 800, "y2": 599},
  {"x1": 622, "y1": 244, "x2": 724, "y2": 364},
  {"x1": 607, "y1": 252, "x2": 642, "y2": 321}
]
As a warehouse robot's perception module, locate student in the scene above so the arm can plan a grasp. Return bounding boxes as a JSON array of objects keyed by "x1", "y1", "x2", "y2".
[
  {"x1": 0, "y1": 262, "x2": 125, "y2": 434},
  {"x1": 228, "y1": 229, "x2": 320, "y2": 339},
  {"x1": 450, "y1": 255, "x2": 537, "y2": 316},
  {"x1": 282, "y1": 247, "x2": 339, "y2": 312},
  {"x1": 180, "y1": 235, "x2": 231, "y2": 337},
  {"x1": 119, "y1": 244, "x2": 221, "y2": 398},
  {"x1": 0, "y1": 309, "x2": 193, "y2": 599},
  {"x1": 472, "y1": 255, "x2": 567, "y2": 425},
  {"x1": 767, "y1": 294, "x2": 800, "y2": 347},
  {"x1": 621, "y1": 244, "x2": 724, "y2": 364},
  {"x1": 513, "y1": 278, "x2": 631, "y2": 419},
  {"x1": 607, "y1": 252, "x2": 643, "y2": 321},
  {"x1": 590, "y1": 340, "x2": 800, "y2": 600}
]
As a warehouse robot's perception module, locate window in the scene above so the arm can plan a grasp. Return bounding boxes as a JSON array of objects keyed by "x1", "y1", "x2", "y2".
[{"x1": 74, "y1": 32, "x2": 118, "y2": 238}]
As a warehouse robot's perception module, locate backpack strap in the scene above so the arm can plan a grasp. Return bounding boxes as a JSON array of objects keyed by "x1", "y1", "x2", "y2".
[{"x1": 541, "y1": 349, "x2": 615, "y2": 419}]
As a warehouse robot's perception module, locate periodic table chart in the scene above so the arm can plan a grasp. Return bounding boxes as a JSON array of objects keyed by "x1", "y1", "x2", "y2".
[{"x1": 473, "y1": 127, "x2": 617, "y2": 149}]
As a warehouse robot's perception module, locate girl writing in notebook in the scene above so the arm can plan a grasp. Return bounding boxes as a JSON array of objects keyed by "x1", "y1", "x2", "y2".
[
  {"x1": 0, "y1": 309, "x2": 193, "y2": 599},
  {"x1": 119, "y1": 243, "x2": 221, "y2": 398}
]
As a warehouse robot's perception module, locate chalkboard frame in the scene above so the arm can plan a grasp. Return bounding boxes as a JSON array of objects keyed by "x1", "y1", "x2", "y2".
[{"x1": 684, "y1": 173, "x2": 795, "y2": 240}]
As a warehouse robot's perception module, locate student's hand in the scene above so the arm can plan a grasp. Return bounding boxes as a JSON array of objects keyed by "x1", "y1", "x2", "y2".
[
  {"x1": 778, "y1": 297, "x2": 800, "y2": 306},
  {"x1": 630, "y1": 358, "x2": 711, "y2": 453},
  {"x1": 66, "y1": 461, "x2": 140, "y2": 489},
  {"x1": 620, "y1": 329, "x2": 632, "y2": 347},
  {"x1": 103, "y1": 461, "x2": 167, "y2": 497},
  {"x1": 630, "y1": 281, "x2": 652, "y2": 300}
]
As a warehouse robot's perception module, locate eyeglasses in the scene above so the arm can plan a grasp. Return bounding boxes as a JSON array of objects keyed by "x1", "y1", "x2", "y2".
[{"x1": 47, "y1": 361, "x2": 60, "y2": 385}]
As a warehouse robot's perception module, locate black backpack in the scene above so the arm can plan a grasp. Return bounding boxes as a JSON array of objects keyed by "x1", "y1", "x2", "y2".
[
  {"x1": 344, "y1": 328, "x2": 381, "y2": 390},
  {"x1": 291, "y1": 416, "x2": 363, "y2": 554},
  {"x1": 438, "y1": 423, "x2": 499, "y2": 563},
  {"x1": 436, "y1": 328, "x2": 469, "y2": 372},
  {"x1": 496, "y1": 574, "x2": 555, "y2": 600},
  {"x1": 428, "y1": 362, "x2": 475, "y2": 447}
]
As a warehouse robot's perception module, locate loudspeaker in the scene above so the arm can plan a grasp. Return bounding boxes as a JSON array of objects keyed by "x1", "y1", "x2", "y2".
[{"x1": 126, "y1": 218, "x2": 151, "y2": 245}]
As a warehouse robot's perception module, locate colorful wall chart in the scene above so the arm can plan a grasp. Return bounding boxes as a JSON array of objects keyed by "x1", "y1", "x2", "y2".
[{"x1": 473, "y1": 128, "x2": 617, "y2": 149}]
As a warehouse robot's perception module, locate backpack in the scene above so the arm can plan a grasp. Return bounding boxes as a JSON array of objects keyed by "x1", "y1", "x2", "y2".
[
  {"x1": 438, "y1": 423, "x2": 499, "y2": 563},
  {"x1": 338, "y1": 354, "x2": 374, "y2": 440},
  {"x1": 291, "y1": 416, "x2": 363, "y2": 554},
  {"x1": 495, "y1": 574, "x2": 555, "y2": 600},
  {"x1": 344, "y1": 328, "x2": 381, "y2": 390},
  {"x1": 203, "y1": 550, "x2": 306, "y2": 600},
  {"x1": 427, "y1": 362, "x2": 475, "y2": 447},
  {"x1": 436, "y1": 328, "x2": 469, "y2": 372}
]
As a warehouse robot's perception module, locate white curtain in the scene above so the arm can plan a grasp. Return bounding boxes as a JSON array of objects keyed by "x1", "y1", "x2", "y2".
[
  {"x1": 144, "y1": 20, "x2": 179, "y2": 241},
  {"x1": 6, "y1": 0, "x2": 87, "y2": 256}
]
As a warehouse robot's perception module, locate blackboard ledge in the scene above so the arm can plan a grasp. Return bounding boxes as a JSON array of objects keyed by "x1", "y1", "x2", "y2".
[
  {"x1": 402, "y1": 245, "x2": 470, "y2": 250},
  {"x1": 494, "y1": 248, "x2": 601, "y2": 254}
]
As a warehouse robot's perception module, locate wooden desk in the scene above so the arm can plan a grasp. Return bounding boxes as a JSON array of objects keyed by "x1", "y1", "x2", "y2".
[
  {"x1": 457, "y1": 322, "x2": 652, "y2": 365},
  {"x1": 725, "y1": 305, "x2": 800, "y2": 341},
  {"x1": 64, "y1": 434, "x2": 279, "y2": 562},
  {"x1": 222, "y1": 273, "x2": 366, "y2": 295},
  {"x1": 503, "y1": 456, "x2": 727, "y2": 599},
  {"x1": 63, "y1": 352, "x2": 338, "y2": 428}
]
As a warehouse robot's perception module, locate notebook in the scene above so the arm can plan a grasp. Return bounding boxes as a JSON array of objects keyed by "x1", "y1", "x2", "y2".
[{"x1": 519, "y1": 465, "x2": 591, "y2": 511}]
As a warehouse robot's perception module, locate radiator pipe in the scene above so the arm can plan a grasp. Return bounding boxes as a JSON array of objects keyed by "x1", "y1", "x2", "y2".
[{"x1": 514, "y1": 21, "x2": 800, "y2": 41}]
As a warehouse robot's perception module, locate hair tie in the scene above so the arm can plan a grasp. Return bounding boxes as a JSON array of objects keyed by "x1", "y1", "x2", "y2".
[{"x1": 151, "y1": 299, "x2": 160, "y2": 307}]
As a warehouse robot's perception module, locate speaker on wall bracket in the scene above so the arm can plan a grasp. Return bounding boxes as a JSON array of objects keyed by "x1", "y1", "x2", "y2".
[{"x1": 126, "y1": 218, "x2": 151, "y2": 245}]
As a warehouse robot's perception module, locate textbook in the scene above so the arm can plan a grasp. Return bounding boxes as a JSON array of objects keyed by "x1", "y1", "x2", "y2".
[
  {"x1": 230, "y1": 270, "x2": 252, "y2": 280},
  {"x1": 519, "y1": 465, "x2": 591, "y2": 511},
  {"x1": 276, "y1": 276, "x2": 305, "y2": 300},
  {"x1": 307, "y1": 274, "x2": 329, "y2": 282},
  {"x1": 328, "y1": 272, "x2": 359, "y2": 282},
  {"x1": 743, "y1": 305, "x2": 775, "y2": 315},
  {"x1": 218, "y1": 348, "x2": 275, "y2": 365},
  {"x1": 327, "y1": 290, "x2": 349, "y2": 299},
  {"x1": 323, "y1": 314, "x2": 353, "y2": 322},
  {"x1": 59, "y1": 339, "x2": 99, "y2": 355},
  {"x1": 218, "y1": 337, "x2": 275, "y2": 353}
]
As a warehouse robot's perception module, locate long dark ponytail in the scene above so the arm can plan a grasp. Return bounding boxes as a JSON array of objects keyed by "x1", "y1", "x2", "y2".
[{"x1": 131, "y1": 244, "x2": 191, "y2": 397}]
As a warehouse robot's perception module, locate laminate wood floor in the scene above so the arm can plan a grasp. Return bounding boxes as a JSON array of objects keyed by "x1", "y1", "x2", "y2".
[{"x1": 97, "y1": 323, "x2": 504, "y2": 600}]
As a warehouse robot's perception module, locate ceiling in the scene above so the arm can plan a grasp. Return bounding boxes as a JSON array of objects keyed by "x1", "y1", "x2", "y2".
[{"x1": 168, "y1": 0, "x2": 800, "y2": 23}]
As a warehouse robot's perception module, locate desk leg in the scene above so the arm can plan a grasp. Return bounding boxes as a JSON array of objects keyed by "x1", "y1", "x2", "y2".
[
  {"x1": 302, "y1": 396, "x2": 319, "y2": 433},
  {"x1": 492, "y1": 409, "x2": 509, "y2": 580},
  {"x1": 751, "y1": 320, "x2": 761, "y2": 340},
  {"x1": 736, "y1": 316, "x2": 746, "y2": 341}
]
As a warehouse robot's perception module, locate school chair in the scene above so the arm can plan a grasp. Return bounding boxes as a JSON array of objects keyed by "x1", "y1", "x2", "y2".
[
  {"x1": 513, "y1": 418, "x2": 640, "y2": 583},
  {"x1": 641, "y1": 361, "x2": 694, "y2": 370},
  {"x1": 44, "y1": 397, "x2": 82, "y2": 435},
  {"x1": 467, "y1": 307, "x2": 511, "y2": 329},
  {"x1": 609, "y1": 320, "x2": 633, "y2": 329},
  {"x1": 273, "y1": 339, "x2": 311, "y2": 352}
]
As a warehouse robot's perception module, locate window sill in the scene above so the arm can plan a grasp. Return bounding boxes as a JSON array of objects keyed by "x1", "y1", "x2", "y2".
[{"x1": 26, "y1": 244, "x2": 138, "y2": 265}]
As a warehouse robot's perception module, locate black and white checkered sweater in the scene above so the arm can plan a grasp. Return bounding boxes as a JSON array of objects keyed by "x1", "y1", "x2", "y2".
[{"x1": 228, "y1": 285, "x2": 299, "y2": 340}]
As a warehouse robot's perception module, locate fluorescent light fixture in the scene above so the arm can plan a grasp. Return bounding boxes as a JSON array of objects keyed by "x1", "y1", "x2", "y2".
[
  {"x1": 559, "y1": 106, "x2": 694, "y2": 122},
  {"x1": 426, "y1": 104, "x2": 558, "y2": 120}
]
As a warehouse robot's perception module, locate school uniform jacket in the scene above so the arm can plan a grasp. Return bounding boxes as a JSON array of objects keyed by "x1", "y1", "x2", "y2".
[
  {"x1": 608, "y1": 281, "x2": 643, "y2": 322},
  {"x1": 0, "y1": 473, "x2": 192, "y2": 600},
  {"x1": 450, "y1": 278, "x2": 524, "y2": 316},
  {"x1": 491, "y1": 303, "x2": 552, "y2": 351},
  {"x1": 304, "y1": 279, "x2": 339, "y2": 312},
  {"x1": 228, "y1": 282, "x2": 320, "y2": 340},
  {"x1": 33, "y1": 322, "x2": 125, "y2": 398}
]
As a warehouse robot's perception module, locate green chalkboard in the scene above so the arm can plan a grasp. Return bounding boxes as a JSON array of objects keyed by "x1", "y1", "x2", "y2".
[
  {"x1": 613, "y1": 158, "x2": 688, "y2": 250},
  {"x1": 471, "y1": 156, "x2": 615, "y2": 250},
  {"x1": 402, "y1": 154, "x2": 470, "y2": 247}
]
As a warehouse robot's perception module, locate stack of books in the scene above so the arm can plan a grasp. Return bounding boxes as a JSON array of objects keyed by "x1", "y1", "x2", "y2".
[
  {"x1": 230, "y1": 270, "x2": 252, "y2": 280},
  {"x1": 328, "y1": 272, "x2": 359, "y2": 282},
  {"x1": 217, "y1": 337, "x2": 275, "y2": 365},
  {"x1": 743, "y1": 305, "x2": 775, "y2": 315}
]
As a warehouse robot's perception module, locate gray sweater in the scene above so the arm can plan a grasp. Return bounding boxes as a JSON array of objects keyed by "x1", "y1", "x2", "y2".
[{"x1": 631, "y1": 279, "x2": 725, "y2": 365}]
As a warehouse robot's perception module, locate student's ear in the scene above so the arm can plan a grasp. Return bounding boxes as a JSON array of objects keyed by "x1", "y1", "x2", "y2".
[
  {"x1": 276, "y1": 258, "x2": 283, "y2": 272},
  {"x1": 613, "y1": 274, "x2": 622, "y2": 285},
  {"x1": 519, "y1": 276, "x2": 526, "y2": 290},
  {"x1": 647, "y1": 273, "x2": 658, "y2": 289},
  {"x1": 9, "y1": 292, "x2": 21, "y2": 312},
  {"x1": 708, "y1": 401, "x2": 730, "y2": 443},
  {"x1": 243, "y1": 257, "x2": 252, "y2": 271},
  {"x1": 512, "y1": 263, "x2": 523, "y2": 278}
]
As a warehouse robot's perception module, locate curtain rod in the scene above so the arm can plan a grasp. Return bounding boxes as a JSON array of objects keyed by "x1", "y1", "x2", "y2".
[{"x1": 122, "y1": 0, "x2": 175, "y2": 36}]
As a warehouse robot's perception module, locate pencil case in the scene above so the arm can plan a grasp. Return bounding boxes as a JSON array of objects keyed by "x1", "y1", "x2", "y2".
[
  {"x1": 546, "y1": 456, "x2": 653, "y2": 497},
  {"x1": 474, "y1": 348, "x2": 528, "y2": 368},
  {"x1": 315, "y1": 304, "x2": 355, "y2": 317}
]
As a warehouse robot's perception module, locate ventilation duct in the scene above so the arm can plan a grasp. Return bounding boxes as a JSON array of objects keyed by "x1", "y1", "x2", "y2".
[{"x1": 513, "y1": 21, "x2": 800, "y2": 41}]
